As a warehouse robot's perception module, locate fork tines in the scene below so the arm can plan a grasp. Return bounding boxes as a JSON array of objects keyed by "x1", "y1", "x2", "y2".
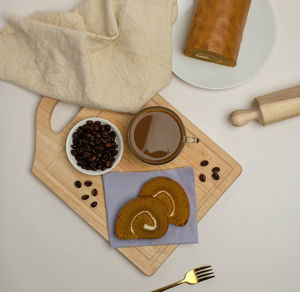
[{"x1": 194, "y1": 265, "x2": 215, "y2": 283}]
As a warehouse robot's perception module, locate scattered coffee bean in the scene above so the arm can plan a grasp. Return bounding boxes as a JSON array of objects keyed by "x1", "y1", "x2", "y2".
[
  {"x1": 84, "y1": 180, "x2": 93, "y2": 187},
  {"x1": 70, "y1": 120, "x2": 119, "y2": 171},
  {"x1": 200, "y1": 160, "x2": 209, "y2": 167},
  {"x1": 212, "y1": 172, "x2": 220, "y2": 180},
  {"x1": 91, "y1": 201, "x2": 98, "y2": 208},
  {"x1": 81, "y1": 194, "x2": 89, "y2": 200},
  {"x1": 74, "y1": 180, "x2": 82, "y2": 188},
  {"x1": 92, "y1": 189, "x2": 98, "y2": 196},
  {"x1": 199, "y1": 174, "x2": 206, "y2": 182},
  {"x1": 212, "y1": 167, "x2": 220, "y2": 173}
]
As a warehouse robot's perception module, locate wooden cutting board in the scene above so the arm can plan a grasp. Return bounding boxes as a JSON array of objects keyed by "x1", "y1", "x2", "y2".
[{"x1": 32, "y1": 94, "x2": 242, "y2": 276}]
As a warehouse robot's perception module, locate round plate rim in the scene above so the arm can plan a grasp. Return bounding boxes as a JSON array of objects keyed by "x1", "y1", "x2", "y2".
[{"x1": 172, "y1": 0, "x2": 277, "y2": 90}]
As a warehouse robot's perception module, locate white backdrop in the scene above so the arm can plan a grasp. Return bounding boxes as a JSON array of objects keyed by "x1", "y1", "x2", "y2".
[{"x1": 0, "y1": 1, "x2": 300, "y2": 291}]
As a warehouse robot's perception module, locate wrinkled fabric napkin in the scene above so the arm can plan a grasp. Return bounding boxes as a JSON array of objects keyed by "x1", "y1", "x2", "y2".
[
  {"x1": 103, "y1": 167, "x2": 199, "y2": 248},
  {"x1": 0, "y1": 0, "x2": 177, "y2": 113}
]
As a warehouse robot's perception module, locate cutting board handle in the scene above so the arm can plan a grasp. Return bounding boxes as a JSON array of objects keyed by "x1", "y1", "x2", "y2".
[
  {"x1": 36, "y1": 96, "x2": 79, "y2": 137},
  {"x1": 36, "y1": 97, "x2": 59, "y2": 135},
  {"x1": 34, "y1": 97, "x2": 72, "y2": 156}
]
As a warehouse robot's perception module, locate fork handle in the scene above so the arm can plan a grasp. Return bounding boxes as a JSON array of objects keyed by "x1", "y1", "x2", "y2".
[{"x1": 151, "y1": 280, "x2": 183, "y2": 292}]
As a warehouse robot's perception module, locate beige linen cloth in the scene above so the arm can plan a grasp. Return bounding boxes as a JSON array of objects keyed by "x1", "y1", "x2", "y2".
[{"x1": 0, "y1": 0, "x2": 177, "y2": 113}]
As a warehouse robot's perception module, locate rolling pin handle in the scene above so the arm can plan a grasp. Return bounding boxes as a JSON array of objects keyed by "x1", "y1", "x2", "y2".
[{"x1": 230, "y1": 109, "x2": 260, "y2": 127}]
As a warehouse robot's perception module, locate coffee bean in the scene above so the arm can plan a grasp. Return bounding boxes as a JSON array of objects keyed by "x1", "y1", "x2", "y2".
[
  {"x1": 91, "y1": 201, "x2": 98, "y2": 208},
  {"x1": 92, "y1": 189, "x2": 98, "y2": 196},
  {"x1": 88, "y1": 155, "x2": 97, "y2": 162},
  {"x1": 212, "y1": 167, "x2": 220, "y2": 173},
  {"x1": 212, "y1": 172, "x2": 220, "y2": 180},
  {"x1": 106, "y1": 160, "x2": 113, "y2": 168},
  {"x1": 84, "y1": 180, "x2": 93, "y2": 187},
  {"x1": 200, "y1": 160, "x2": 209, "y2": 167},
  {"x1": 199, "y1": 174, "x2": 206, "y2": 182},
  {"x1": 70, "y1": 121, "x2": 119, "y2": 172},
  {"x1": 82, "y1": 194, "x2": 89, "y2": 200},
  {"x1": 83, "y1": 152, "x2": 91, "y2": 159},
  {"x1": 74, "y1": 181, "x2": 82, "y2": 188},
  {"x1": 104, "y1": 125, "x2": 111, "y2": 131}
]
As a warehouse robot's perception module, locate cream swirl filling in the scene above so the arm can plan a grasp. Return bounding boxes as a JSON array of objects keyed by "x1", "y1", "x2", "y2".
[
  {"x1": 153, "y1": 190, "x2": 175, "y2": 216},
  {"x1": 130, "y1": 211, "x2": 157, "y2": 235}
]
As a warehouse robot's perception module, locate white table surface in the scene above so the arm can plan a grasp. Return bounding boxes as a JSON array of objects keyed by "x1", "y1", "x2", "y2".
[{"x1": 1, "y1": 1, "x2": 300, "y2": 292}]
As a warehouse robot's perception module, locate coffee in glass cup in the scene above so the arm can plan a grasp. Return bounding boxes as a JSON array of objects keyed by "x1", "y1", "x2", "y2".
[{"x1": 128, "y1": 106, "x2": 199, "y2": 165}]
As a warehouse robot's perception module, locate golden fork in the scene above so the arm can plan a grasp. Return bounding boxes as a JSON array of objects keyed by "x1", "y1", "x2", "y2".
[{"x1": 151, "y1": 265, "x2": 215, "y2": 292}]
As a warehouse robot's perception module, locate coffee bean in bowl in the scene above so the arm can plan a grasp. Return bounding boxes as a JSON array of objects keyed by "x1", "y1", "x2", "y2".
[{"x1": 66, "y1": 118, "x2": 123, "y2": 175}]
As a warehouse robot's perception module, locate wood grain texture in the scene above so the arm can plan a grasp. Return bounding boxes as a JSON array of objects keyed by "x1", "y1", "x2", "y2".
[
  {"x1": 32, "y1": 95, "x2": 242, "y2": 276},
  {"x1": 231, "y1": 85, "x2": 300, "y2": 126}
]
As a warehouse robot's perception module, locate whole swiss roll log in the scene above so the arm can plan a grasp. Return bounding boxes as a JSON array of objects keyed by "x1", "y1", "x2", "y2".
[{"x1": 184, "y1": 0, "x2": 252, "y2": 67}]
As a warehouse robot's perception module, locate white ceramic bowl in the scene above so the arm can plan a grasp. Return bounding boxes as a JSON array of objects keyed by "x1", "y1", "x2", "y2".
[{"x1": 66, "y1": 118, "x2": 123, "y2": 176}]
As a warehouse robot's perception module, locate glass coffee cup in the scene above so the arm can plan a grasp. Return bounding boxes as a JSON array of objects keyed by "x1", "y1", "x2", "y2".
[{"x1": 128, "y1": 106, "x2": 199, "y2": 165}]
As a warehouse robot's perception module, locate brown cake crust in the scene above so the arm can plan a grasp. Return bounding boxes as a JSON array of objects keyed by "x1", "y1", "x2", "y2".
[
  {"x1": 139, "y1": 177, "x2": 190, "y2": 226},
  {"x1": 115, "y1": 197, "x2": 169, "y2": 240},
  {"x1": 184, "y1": 0, "x2": 252, "y2": 67}
]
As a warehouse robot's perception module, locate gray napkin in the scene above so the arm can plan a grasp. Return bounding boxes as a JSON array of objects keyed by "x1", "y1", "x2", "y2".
[{"x1": 102, "y1": 167, "x2": 198, "y2": 248}]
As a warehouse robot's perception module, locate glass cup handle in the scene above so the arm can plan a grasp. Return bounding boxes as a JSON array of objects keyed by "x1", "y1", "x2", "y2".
[{"x1": 185, "y1": 136, "x2": 200, "y2": 143}]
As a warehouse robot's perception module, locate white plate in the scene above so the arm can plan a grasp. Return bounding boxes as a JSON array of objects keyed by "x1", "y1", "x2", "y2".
[
  {"x1": 172, "y1": 0, "x2": 276, "y2": 89},
  {"x1": 66, "y1": 118, "x2": 124, "y2": 176}
]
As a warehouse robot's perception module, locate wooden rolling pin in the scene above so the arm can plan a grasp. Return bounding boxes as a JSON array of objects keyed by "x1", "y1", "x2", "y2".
[{"x1": 230, "y1": 85, "x2": 300, "y2": 126}]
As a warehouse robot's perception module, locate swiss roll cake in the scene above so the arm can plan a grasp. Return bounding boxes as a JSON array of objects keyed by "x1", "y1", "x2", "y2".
[
  {"x1": 184, "y1": 0, "x2": 252, "y2": 67},
  {"x1": 139, "y1": 177, "x2": 190, "y2": 226},
  {"x1": 115, "y1": 197, "x2": 169, "y2": 240}
]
